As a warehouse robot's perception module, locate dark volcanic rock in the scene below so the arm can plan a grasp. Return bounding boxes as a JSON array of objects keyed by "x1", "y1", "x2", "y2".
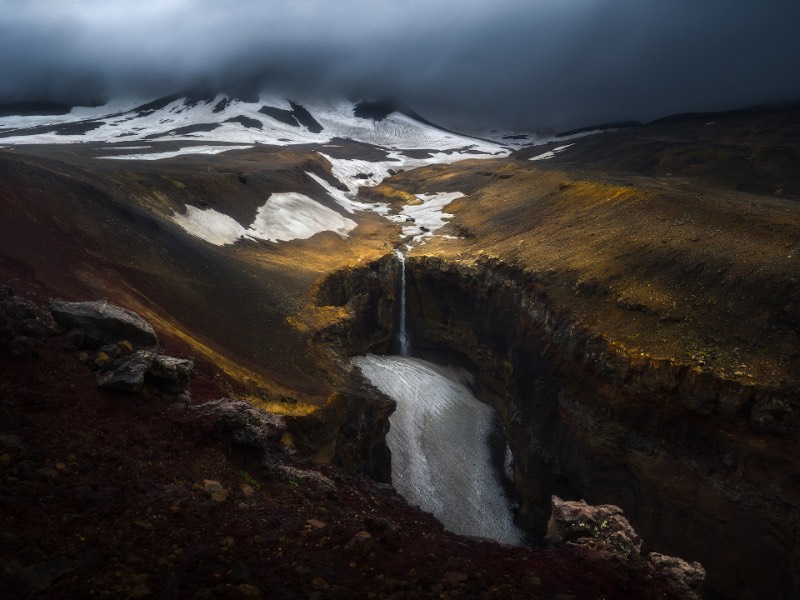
[
  {"x1": 288, "y1": 101, "x2": 323, "y2": 133},
  {"x1": 147, "y1": 354, "x2": 194, "y2": 393},
  {"x1": 225, "y1": 116, "x2": 262, "y2": 129},
  {"x1": 194, "y1": 398, "x2": 286, "y2": 450},
  {"x1": 649, "y1": 552, "x2": 707, "y2": 600},
  {"x1": 547, "y1": 497, "x2": 705, "y2": 600},
  {"x1": 49, "y1": 299, "x2": 157, "y2": 347},
  {"x1": 258, "y1": 105, "x2": 299, "y2": 127},
  {"x1": 96, "y1": 350, "x2": 194, "y2": 394},
  {"x1": 546, "y1": 496, "x2": 642, "y2": 558},
  {"x1": 322, "y1": 253, "x2": 795, "y2": 598},
  {"x1": 97, "y1": 349, "x2": 155, "y2": 392}
]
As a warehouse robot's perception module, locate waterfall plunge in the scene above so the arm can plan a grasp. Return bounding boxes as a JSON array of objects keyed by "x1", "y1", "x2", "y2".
[
  {"x1": 352, "y1": 354, "x2": 524, "y2": 545},
  {"x1": 395, "y1": 249, "x2": 410, "y2": 357}
]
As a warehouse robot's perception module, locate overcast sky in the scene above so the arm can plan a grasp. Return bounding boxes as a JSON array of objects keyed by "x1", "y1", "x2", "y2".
[{"x1": 1, "y1": 0, "x2": 799, "y2": 130}]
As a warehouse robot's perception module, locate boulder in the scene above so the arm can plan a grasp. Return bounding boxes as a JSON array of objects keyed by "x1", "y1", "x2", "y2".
[
  {"x1": 194, "y1": 399, "x2": 285, "y2": 449},
  {"x1": 649, "y1": 552, "x2": 706, "y2": 599},
  {"x1": 97, "y1": 350, "x2": 155, "y2": 392},
  {"x1": 49, "y1": 299, "x2": 157, "y2": 348},
  {"x1": 147, "y1": 354, "x2": 193, "y2": 393},
  {"x1": 547, "y1": 496, "x2": 705, "y2": 599},
  {"x1": 546, "y1": 496, "x2": 642, "y2": 559}
]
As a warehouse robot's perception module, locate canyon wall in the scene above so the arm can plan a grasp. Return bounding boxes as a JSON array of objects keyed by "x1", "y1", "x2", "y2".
[{"x1": 319, "y1": 252, "x2": 800, "y2": 599}]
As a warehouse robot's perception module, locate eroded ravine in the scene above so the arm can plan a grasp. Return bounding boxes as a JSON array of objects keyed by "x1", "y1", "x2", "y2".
[
  {"x1": 351, "y1": 354, "x2": 524, "y2": 545},
  {"x1": 319, "y1": 250, "x2": 800, "y2": 600}
]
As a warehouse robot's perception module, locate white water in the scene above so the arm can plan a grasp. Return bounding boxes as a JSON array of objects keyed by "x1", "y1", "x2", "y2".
[
  {"x1": 352, "y1": 354, "x2": 524, "y2": 545},
  {"x1": 395, "y1": 249, "x2": 410, "y2": 356}
]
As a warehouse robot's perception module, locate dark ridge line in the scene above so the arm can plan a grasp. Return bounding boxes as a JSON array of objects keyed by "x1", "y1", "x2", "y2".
[
  {"x1": 288, "y1": 100, "x2": 323, "y2": 134},
  {"x1": 647, "y1": 100, "x2": 800, "y2": 125},
  {"x1": 555, "y1": 120, "x2": 641, "y2": 138},
  {"x1": 258, "y1": 101, "x2": 324, "y2": 134},
  {"x1": 144, "y1": 123, "x2": 221, "y2": 139},
  {"x1": 555, "y1": 99, "x2": 800, "y2": 138},
  {"x1": 213, "y1": 98, "x2": 230, "y2": 113},
  {"x1": 0, "y1": 120, "x2": 105, "y2": 138},
  {"x1": 355, "y1": 98, "x2": 507, "y2": 150},
  {"x1": 353, "y1": 99, "x2": 398, "y2": 122},
  {"x1": 225, "y1": 116, "x2": 263, "y2": 129},
  {"x1": 259, "y1": 105, "x2": 299, "y2": 128},
  {"x1": 132, "y1": 94, "x2": 184, "y2": 115},
  {"x1": 352, "y1": 98, "x2": 466, "y2": 137}
]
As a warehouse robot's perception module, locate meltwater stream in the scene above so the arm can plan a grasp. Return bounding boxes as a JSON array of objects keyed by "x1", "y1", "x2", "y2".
[{"x1": 352, "y1": 354, "x2": 524, "y2": 545}]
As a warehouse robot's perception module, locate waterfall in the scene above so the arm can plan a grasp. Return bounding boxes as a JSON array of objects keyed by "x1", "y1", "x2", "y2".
[
  {"x1": 395, "y1": 248, "x2": 410, "y2": 356},
  {"x1": 352, "y1": 354, "x2": 524, "y2": 545}
]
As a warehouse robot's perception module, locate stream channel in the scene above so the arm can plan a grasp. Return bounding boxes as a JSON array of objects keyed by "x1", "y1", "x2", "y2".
[{"x1": 352, "y1": 250, "x2": 524, "y2": 545}]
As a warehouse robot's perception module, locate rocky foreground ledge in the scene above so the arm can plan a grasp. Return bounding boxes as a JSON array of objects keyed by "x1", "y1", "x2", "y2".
[{"x1": 0, "y1": 283, "x2": 701, "y2": 598}]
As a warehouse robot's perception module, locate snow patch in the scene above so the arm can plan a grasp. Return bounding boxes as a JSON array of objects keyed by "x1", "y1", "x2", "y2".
[
  {"x1": 305, "y1": 171, "x2": 380, "y2": 214},
  {"x1": 100, "y1": 145, "x2": 252, "y2": 160},
  {"x1": 170, "y1": 206, "x2": 249, "y2": 246},
  {"x1": 319, "y1": 149, "x2": 500, "y2": 196},
  {"x1": 395, "y1": 192, "x2": 465, "y2": 245},
  {"x1": 246, "y1": 192, "x2": 356, "y2": 243},
  {"x1": 529, "y1": 143, "x2": 574, "y2": 161},
  {"x1": 171, "y1": 192, "x2": 355, "y2": 246}
]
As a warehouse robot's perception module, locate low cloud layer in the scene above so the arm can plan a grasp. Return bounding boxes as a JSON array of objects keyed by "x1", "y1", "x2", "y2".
[{"x1": 1, "y1": 0, "x2": 799, "y2": 130}]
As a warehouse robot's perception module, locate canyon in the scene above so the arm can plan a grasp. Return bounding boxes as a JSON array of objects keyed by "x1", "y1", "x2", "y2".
[{"x1": 1, "y1": 101, "x2": 799, "y2": 598}]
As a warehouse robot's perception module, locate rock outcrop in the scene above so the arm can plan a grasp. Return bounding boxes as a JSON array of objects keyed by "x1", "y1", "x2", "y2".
[
  {"x1": 49, "y1": 299, "x2": 158, "y2": 348},
  {"x1": 147, "y1": 354, "x2": 194, "y2": 393},
  {"x1": 48, "y1": 299, "x2": 193, "y2": 396},
  {"x1": 317, "y1": 253, "x2": 800, "y2": 599},
  {"x1": 401, "y1": 255, "x2": 800, "y2": 599},
  {"x1": 194, "y1": 398, "x2": 286, "y2": 450},
  {"x1": 314, "y1": 253, "x2": 397, "y2": 356},
  {"x1": 97, "y1": 349, "x2": 156, "y2": 392},
  {"x1": 547, "y1": 496, "x2": 705, "y2": 600}
]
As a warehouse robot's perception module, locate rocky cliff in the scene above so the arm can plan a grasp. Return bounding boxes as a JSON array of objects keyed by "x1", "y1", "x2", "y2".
[{"x1": 317, "y1": 249, "x2": 800, "y2": 599}]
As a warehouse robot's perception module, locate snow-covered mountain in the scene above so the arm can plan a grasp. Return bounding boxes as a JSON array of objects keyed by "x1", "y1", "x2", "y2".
[
  {"x1": 0, "y1": 94, "x2": 506, "y2": 154},
  {"x1": 0, "y1": 94, "x2": 583, "y2": 251}
]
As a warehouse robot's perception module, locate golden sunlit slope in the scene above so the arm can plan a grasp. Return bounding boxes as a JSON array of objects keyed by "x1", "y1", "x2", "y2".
[
  {"x1": 387, "y1": 150, "x2": 800, "y2": 388},
  {"x1": 0, "y1": 144, "x2": 401, "y2": 412}
]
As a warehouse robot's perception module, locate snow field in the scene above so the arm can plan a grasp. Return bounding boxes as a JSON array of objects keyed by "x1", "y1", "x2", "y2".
[{"x1": 170, "y1": 192, "x2": 355, "y2": 246}]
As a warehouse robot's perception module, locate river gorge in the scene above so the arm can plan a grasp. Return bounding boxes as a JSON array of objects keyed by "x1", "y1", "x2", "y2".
[{"x1": 314, "y1": 250, "x2": 800, "y2": 600}]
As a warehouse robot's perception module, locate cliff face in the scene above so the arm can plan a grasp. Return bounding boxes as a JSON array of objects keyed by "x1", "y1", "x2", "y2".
[
  {"x1": 404, "y1": 255, "x2": 799, "y2": 600},
  {"x1": 320, "y1": 252, "x2": 800, "y2": 599},
  {"x1": 306, "y1": 253, "x2": 399, "y2": 480},
  {"x1": 2, "y1": 272, "x2": 694, "y2": 600}
]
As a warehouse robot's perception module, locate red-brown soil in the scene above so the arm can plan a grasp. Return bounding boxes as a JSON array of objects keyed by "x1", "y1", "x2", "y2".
[{"x1": 0, "y1": 267, "x2": 681, "y2": 599}]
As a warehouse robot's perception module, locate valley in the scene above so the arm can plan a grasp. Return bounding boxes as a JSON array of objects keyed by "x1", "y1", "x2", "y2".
[{"x1": 1, "y1": 97, "x2": 799, "y2": 599}]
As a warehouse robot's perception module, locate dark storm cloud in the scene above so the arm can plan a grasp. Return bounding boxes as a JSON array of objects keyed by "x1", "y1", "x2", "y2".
[{"x1": 1, "y1": 0, "x2": 799, "y2": 130}]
